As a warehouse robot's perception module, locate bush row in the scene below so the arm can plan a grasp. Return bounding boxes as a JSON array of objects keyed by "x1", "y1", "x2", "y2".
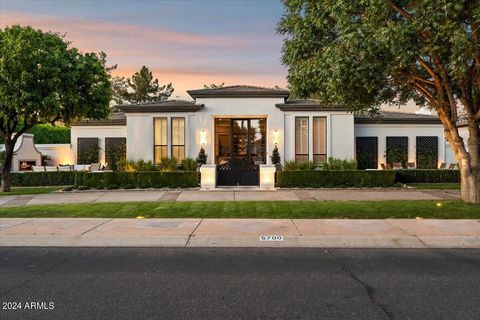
[
  {"x1": 276, "y1": 170, "x2": 396, "y2": 188},
  {"x1": 394, "y1": 169, "x2": 460, "y2": 183},
  {"x1": 76, "y1": 171, "x2": 198, "y2": 189},
  {"x1": 8, "y1": 172, "x2": 77, "y2": 186}
]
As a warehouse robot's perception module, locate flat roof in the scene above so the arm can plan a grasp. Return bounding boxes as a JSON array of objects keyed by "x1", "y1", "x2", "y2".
[{"x1": 188, "y1": 85, "x2": 290, "y2": 99}]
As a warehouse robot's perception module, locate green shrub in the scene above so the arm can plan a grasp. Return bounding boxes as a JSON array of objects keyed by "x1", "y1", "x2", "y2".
[
  {"x1": 0, "y1": 124, "x2": 70, "y2": 144},
  {"x1": 79, "y1": 171, "x2": 198, "y2": 189},
  {"x1": 157, "y1": 157, "x2": 178, "y2": 172},
  {"x1": 197, "y1": 147, "x2": 207, "y2": 165},
  {"x1": 6, "y1": 171, "x2": 77, "y2": 186},
  {"x1": 78, "y1": 144, "x2": 99, "y2": 164},
  {"x1": 283, "y1": 161, "x2": 299, "y2": 170},
  {"x1": 322, "y1": 157, "x2": 358, "y2": 170},
  {"x1": 298, "y1": 161, "x2": 318, "y2": 170},
  {"x1": 179, "y1": 158, "x2": 197, "y2": 171},
  {"x1": 394, "y1": 170, "x2": 460, "y2": 183},
  {"x1": 276, "y1": 170, "x2": 395, "y2": 188}
]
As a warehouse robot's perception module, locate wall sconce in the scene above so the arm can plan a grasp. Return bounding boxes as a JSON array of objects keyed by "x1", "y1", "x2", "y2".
[
  {"x1": 272, "y1": 130, "x2": 280, "y2": 146},
  {"x1": 200, "y1": 130, "x2": 207, "y2": 146}
]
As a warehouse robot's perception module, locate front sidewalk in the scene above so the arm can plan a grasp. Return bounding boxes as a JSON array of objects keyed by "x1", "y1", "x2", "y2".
[
  {"x1": 0, "y1": 188, "x2": 459, "y2": 207},
  {"x1": 1, "y1": 218, "x2": 478, "y2": 248}
]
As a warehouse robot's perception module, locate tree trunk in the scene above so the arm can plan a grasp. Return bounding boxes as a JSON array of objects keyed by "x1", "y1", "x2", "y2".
[
  {"x1": 1, "y1": 139, "x2": 14, "y2": 193},
  {"x1": 460, "y1": 166, "x2": 480, "y2": 204}
]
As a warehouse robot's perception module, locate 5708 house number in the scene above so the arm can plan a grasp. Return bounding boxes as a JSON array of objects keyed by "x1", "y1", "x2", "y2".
[{"x1": 3, "y1": 301, "x2": 55, "y2": 310}]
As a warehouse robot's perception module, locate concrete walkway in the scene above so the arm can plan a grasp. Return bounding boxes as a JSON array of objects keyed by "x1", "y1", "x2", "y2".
[
  {"x1": 1, "y1": 218, "x2": 478, "y2": 248},
  {"x1": 0, "y1": 188, "x2": 457, "y2": 207}
]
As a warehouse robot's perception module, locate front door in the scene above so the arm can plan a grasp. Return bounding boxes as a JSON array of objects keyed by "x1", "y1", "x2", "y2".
[{"x1": 215, "y1": 118, "x2": 266, "y2": 186}]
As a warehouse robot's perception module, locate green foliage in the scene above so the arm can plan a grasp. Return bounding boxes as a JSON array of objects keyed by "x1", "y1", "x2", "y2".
[
  {"x1": 113, "y1": 66, "x2": 174, "y2": 104},
  {"x1": 395, "y1": 170, "x2": 460, "y2": 183},
  {"x1": 277, "y1": 171, "x2": 395, "y2": 188},
  {"x1": 322, "y1": 158, "x2": 358, "y2": 170},
  {"x1": 386, "y1": 147, "x2": 408, "y2": 168},
  {"x1": 270, "y1": 146, "x2": 281, "y2": 165},
  {"x1": 77, "y1": 172, "x2": 198, "y2": 189},
  {"x1": 0, "y1": 25, "x2": 112, "y2": 191},
  {"x1": 0, "y1": 124, "x2": 70, "y2": 144},
  {"x1": 78, "y1": 145, "x2": 100, "y2": 165},
  {"x1": 179, "y1": 158, "x2": 198, "y2": 171},
  {"x1": 3, "y1": 172, "x2": 77, "y2": 186},
  {"x1": 283, "y1": 161, "x2": 299, "y2": 170},
  {"x1": 106, "y1": 143, "x2": 126, "y2": 171},
  {"x1": 197, "y1": 147, "x2": 207, "y2": 165},
  {"x1": 157, "y1": 157, "x2": 178, "y2": 172},
  {"x1": 278, "y1": 1, "x2": 478, "y2": 111},
  {"x1": 118, "y1": 159, "x2": 157, "y2": 172},
  {"x1": 416, "y1": 147, "x2": 437, "y2": 169}
]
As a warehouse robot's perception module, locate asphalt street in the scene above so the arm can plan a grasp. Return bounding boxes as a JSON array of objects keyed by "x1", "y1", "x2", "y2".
[{"x1": 1, "y1": 248, "x2": 479, "y2": 320}]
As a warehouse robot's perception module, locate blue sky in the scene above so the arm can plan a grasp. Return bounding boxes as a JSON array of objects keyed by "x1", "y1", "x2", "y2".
[{"x1": 0, "y1": 0, "x2": 288, "y2": 99}]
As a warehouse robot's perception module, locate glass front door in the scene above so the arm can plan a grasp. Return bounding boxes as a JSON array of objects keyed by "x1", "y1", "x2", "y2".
[{"x1": 215, "y1": 118, "x2": 266, "y2": 186}]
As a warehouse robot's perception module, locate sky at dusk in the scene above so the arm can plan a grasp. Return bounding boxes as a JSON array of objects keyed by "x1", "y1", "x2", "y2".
[{"x1": 0, "y1": 0, "x2": 288, "y2": 99}]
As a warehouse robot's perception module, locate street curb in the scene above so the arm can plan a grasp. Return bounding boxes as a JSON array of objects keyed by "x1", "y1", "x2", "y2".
[{"x1": 1, "y1": 235, "x2": 479, "y2": 248}]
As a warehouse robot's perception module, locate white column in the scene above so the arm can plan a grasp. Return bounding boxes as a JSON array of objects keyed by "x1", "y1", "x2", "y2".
[
  {"x1": 200, "y1": 164, "x2": 216, "y2": 190},
  {"x1": 259, "y1": 164, "x2": 276, "y2": 190}
]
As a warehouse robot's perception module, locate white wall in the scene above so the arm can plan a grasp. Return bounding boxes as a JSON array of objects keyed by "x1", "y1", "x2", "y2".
[
  {"x1": 355, "y1": 123, "x2": 446, "y2": 168},
  {"x1": 445, "y1": 126, "x2": 469, "y2": 164},
  {"x1": 282, "y1": 111, "x2": 355, "y2": 162},
  {"x1": 71, "y1": 125, "x2": 127, "y2": 164},
  {"x1": 182, "y1": 97, "x2": 285, "y2": 164},
  {"x1": 36, "y1": 144, "x2": 73, "y2": 165},
  {"x1": 125, "y1": 113, "x2": 196, "y2": 162}
]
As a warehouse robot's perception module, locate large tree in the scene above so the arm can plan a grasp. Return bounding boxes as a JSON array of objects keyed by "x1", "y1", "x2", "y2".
[
  {"x1": 278, "y1": 0, "x2": 480, "y2": 203},
  {"x1": 0, "y1": 25, "x2": 112, "y2": 192},
  {"x1": 113, "y1": 66, "x2": 174, "y2": 104}
]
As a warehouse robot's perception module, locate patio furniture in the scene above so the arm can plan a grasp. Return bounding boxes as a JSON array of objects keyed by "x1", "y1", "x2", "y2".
[
  {"x1": 45, "y1": 166, "x2": 58, "y2": 172},
  {"x1": 74, "y1": 165, "x2": 91, "y2": 171},
  {"x1": 448, "y1": 163, "x2": 457, "y2": 170},
  {"x1": 58, "y1": 165, "x2": 72, "y2": 171},
  {"x1": 380, "y1": 163, "x2": 387, "y2": 170},
  {"x1": 90, "y1": 163, "x2": 101, "y2": 172},
  {"x1": 439, "y1": 163, "x2": 447, "y2": 169},
  {"x1": 392, "y1": 162, "x2": 402, "y2": 169},
  {"x1": 31, "y1": 165, "x2": 45, "y2": 172},
  {"x1": 407, "y1": 162, "x2": 416, "y2": 169}
]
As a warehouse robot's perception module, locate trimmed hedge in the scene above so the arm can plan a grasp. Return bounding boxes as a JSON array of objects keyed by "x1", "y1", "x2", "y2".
[
  {"x1": 276, "y1": 170, "x2": 396, "y2": 188},
  {"x1": 76, "y1": 171, "x2": 199, "y2": 189},
  {"x1": 8, "y1": 172, "x2": 77, "y2": 186},
  {"x1": 0, "y1": 124, "x2": 70, "y2": 144},
  {"x1": 394, "y1": 170, "x2": 460, "y2": 183}
]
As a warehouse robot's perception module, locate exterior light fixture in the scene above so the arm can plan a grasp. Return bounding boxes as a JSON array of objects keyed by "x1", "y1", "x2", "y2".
[
  {"x1": 200, "y1": 130, "x2": 207, "y2": 146},
  {"x1": 273, "y1": 129, "x2": 280, "y2": 145}
]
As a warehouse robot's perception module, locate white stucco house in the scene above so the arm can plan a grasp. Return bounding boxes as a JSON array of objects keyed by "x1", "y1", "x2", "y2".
[
  {"x1": 4, "y1": 85, "x2": 465, "y2": 186},
  {"x1": 66, "y1": 85, "x2": 457, "y2": 186}
]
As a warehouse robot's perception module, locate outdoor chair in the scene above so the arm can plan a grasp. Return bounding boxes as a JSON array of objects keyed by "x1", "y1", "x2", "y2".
[
  {"x1": 31, "y1": 165, "x2": 45, "y2": 172},
  {"x1": 448, "y1": 163, "x2": 457, "y2": 170},
  {"x1": 407, "y1": 162, "x2": 416, "y2": 169},
  {"x1": 380, "y1": 163, "x2": 387, "y2": 170},
  {"x1": 439, "y1": 163, "x2": 447, "y2": 169},
  {"x1": 392, "y1": 162, "x2": 402, "y2": 169},
  {"x1": 45, "y1": 166, "x2": 58, "y2": 172},
  {"x1": 58, "y1": 165, "x2": 72, "y2": 172},
  {"x1": 90, "y1": 163, "x2": 101, "y2": 172}
]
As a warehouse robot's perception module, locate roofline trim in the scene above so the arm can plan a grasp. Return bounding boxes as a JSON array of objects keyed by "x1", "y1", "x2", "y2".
[
  {"x1": 117, "y1": 104, "x2": 204, "y2": 113},
  {"x1": 275, "y1": 104, "x2": 348, "y2": 111},
  {"x1": 354, "y1": 118, "x2": 441, "y2": 124},
  {"x1": 188, "y1": 91, "x2": 289, "y2": 99}
]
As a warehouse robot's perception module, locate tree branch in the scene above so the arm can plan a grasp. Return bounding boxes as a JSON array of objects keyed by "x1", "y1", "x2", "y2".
[{"x1": 387, "y1": 1, "x2": 412, "y2": 21}]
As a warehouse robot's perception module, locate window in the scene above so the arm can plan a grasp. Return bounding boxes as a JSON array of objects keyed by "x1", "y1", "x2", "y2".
[
  {"x1": 313, "y1": 117, "x2": 326, "y2": 163},
  {"x1": 171, "y1": 117, "x2": 185, "y2": 161},
  {"x1": 295, "y1": 117, "x2": 309, "y2": 162},
  {"x1": 154, "y1": 118, "x2": 167, "y2": 163}
]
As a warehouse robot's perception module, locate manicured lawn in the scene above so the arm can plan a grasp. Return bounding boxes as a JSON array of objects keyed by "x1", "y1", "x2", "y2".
[
  {"x1": 409, "y1": 183, "x2": 460, "y2": 190},
  {"x1": 0, "y1": 186, "x2": 64, "y2": 196},
  {"x1": 0, "y1": 201, "x2": 478, "y2": 219}
]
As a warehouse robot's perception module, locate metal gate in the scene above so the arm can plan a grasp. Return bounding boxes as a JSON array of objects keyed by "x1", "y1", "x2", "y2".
[{"x1": 217, "y1": 159, "x2": 259, "y2": 186}]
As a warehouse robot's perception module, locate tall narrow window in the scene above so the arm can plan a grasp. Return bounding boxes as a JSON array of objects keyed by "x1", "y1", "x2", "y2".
[
  {"x1": 154, "y1": 118, "x2": 167, "y2": 164},
  {"x1": 313, "y1": 117, "x2": 327, "y2": 163},
  {"x1": 295, "y1": 117, "x2": 309, "y2": 162},
  {"x1": 171, "y1": 117, "x2": 185, "y2": 161}
]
